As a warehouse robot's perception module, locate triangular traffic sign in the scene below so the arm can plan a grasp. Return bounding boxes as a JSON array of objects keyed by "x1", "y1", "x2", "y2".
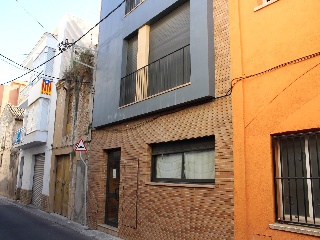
[{"x1": 75, "y1": 139, "x2": 87, "y2": 151}]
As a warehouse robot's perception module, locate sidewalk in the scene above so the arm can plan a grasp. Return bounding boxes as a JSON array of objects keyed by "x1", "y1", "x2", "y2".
[{"x1": 0, "y1": 196, "x2": 121, "y2": 240}]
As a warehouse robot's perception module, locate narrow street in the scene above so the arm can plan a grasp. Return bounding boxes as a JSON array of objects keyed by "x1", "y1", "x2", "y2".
[{"x1": 0, "y1": 197, "x2": 93, "y2": 240}]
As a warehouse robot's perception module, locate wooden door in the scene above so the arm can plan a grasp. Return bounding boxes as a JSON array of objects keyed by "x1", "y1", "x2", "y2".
[{"x1": 54, "y1": 155, "x2": 70, "y2": 217}]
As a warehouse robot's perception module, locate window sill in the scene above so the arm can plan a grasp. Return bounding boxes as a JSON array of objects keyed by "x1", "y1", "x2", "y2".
[
  {"x1": 145, "y1": 182, "x2": 215, "y2": 189},
  {"x1": 124, "y1": 0, "x2": 145, "y2": 17},
  {"x1": 254, "y1": 0, "x2": 278, "y2": 12},
  {"x1": 269, "y1": 223, "x2": 320, "y2": 237}
]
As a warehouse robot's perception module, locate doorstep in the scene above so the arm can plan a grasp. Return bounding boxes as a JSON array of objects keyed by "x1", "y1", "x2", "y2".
[{"x1": 97, "y1": 224, "x2": 119, "y2": 237}]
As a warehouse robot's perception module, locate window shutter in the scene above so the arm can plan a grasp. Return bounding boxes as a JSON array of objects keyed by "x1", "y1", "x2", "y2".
[
  {"x1": 152, "y1": 136, "x2": 215, "y2": 155},
  {"x1": 26, "y1": 100, "x2": 40, "y2": 134},
  {"x1": 149, "y1": 1, "x2": 190, "y2": 63},
  {"x1": 126, "y1": 35, "x2": 138, "y2": 75},
  {"x1": 39, "y1": 99, "x2": 50, "y2": 131}
]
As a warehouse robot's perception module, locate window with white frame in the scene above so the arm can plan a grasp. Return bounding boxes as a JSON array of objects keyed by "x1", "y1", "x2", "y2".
[
  {"x1": 151, "y1": 136, "x2": 215, "y2": 184},
  {"x1": 273, "y1": 131, "x2": 320, "y2": 227}
]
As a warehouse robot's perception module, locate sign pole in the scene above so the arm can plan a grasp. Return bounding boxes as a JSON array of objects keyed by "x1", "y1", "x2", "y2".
[
  {"x1": 80, "y1": 151, "x2": 88, "y2": 227},
  {"x1": 75, "y1": 139, "x2": 88, "y2": 227}
]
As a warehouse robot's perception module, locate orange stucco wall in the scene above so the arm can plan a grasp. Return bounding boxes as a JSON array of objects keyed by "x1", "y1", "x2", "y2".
[
  {"x1": 0, "y1": 81, "x2": 26, "y2": 114},
  {"x1": 230, "y1": 0, "x2": 320, "y2": 239}
]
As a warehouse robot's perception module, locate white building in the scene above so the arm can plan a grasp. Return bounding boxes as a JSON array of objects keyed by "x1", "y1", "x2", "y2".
[{"x1": 14, "y1": 14, "x2": 98, "y2": 211}]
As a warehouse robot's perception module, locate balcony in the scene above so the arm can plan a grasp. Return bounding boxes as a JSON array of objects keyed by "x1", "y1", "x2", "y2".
[
  {"x1": 13, "y1": 98, "x2": 49, "y2": 150},
  {"x1": 18, "y1": 76, "x2": 51, "y2": 109},
  {"x1": 120, "y1": 45, "x2": 190, "y2": 107},
  {"x1": 13, "y1": 127, "x2": 47, "y2": 150}
]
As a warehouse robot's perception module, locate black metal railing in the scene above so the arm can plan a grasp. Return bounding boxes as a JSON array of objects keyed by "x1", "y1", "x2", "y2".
[
  {"x1": 125, "y1": 0, "x2": 142, "y2": 14},
  {"x1": 273, "y1": 131, "x2": 320, "y2": 228},
  {"x1": 120, "y1": 44, "x2": 190, "y2": 106}
]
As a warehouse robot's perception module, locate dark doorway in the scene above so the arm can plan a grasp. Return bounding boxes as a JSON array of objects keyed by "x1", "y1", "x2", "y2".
[{"x1": 105, "y1": 150, "x2": 120, "y2": 227}]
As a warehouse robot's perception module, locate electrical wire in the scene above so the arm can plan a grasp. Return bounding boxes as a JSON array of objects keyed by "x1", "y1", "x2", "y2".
[
  {"x1": 14, "y1": 0, "x2": 58, "y2": 41},
  {"x1": 0, "y1": 57, "x2": 24, "y2": 71},
  {"x1": 0, "y1": 53, "x2": 61, "y2": 82},
  {"x1": 245, "y1": 60, "x2": 320, "y2": 129},
  {"x1": 1, "y1": 0, "x2": 126, "y2": 86}
]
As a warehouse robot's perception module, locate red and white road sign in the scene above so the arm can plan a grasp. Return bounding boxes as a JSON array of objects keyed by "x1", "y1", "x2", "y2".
[{"x1": 75, "y1": 139, "x2": 87, "y2": 152}]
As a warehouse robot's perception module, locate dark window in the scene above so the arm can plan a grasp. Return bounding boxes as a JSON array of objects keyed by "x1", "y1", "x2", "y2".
[
  {"x1": 125, "y1": 0, "x2": 142, "y2": 14},
  {"x1": 120, "y1": 2, "x2": 191, "y2": 107},
  {"x1": 65, "y1": 90, "x2": 74, "y2": 135},
  {"x1": 273, "y1": 131, "x2": 320, "y2": 227},
  {"x1": 152, "y1": 136, "x2": 215, "y2": 184}
]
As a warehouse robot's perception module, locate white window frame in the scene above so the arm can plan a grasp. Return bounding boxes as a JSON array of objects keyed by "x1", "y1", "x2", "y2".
[{"x1": 274, "y1": 132, "x2": 320, "y2": 227}]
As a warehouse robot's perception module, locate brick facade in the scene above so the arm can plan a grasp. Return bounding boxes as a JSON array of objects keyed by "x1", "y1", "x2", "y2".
[
  {"x1": 20, "y1": 189, "x2": 32, "y2": 205},
  {"x1": 41, "y1": 194, "x2": 50, "y2": 211},
  {"x1": 88, "y1": 0, "x2": 233, "y2": 238}
]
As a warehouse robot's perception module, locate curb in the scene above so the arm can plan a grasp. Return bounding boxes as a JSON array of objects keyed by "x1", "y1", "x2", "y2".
[{"x1": 0, "y1": 196, "x2": 120, "y2": 240}]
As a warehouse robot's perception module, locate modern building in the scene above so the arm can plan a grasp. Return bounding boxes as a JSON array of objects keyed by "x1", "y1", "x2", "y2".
[
  {"x1": 14, "y1": 14, "x2": 98, "y2": 215},
  {"x1": 231, "y1": 0, "x2": 320, "y2": 239},
  {"x1": 0, "y1": 104, "x2": 24, "y2": 199},
  {"x1": 89, "y1": 0, "x2": 233, "y2": 239}
]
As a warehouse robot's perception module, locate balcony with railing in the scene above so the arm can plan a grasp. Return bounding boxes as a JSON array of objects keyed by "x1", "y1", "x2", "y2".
[
  {"x1": 13, "y1": 98, "x2": 49, "y2": 149},
  {"x1": 120, "y1": 44, "x2": 190, "y2": 107}
]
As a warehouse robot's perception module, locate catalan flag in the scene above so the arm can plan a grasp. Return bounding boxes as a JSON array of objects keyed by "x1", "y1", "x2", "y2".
[{"x1": 41, "y1": 79, "x2": 52, "y2": 95}]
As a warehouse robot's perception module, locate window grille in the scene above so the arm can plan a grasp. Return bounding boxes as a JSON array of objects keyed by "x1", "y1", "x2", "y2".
[{"x1": 273, "y1": 131, "x2": 320, "y2": 227}]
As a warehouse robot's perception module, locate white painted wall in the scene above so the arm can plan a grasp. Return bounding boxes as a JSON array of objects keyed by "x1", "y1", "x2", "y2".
[{"x1": 18, "y1": 145, "x2": 46, "y2": 191}]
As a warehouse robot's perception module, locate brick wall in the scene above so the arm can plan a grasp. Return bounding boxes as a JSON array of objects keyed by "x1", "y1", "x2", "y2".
[
  {"x1": 41, "y1": 194, "x2": 49, "y2": 211},
  {"x1": 88, "y1": 0, "x2": 232, "y2": 239},
  {"x1": 20, "y1": 189, "x2": 32, "y2": 205}
]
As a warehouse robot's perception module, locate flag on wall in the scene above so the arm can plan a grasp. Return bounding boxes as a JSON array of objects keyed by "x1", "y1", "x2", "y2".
[{"x1": 41, "y1": 79, "x2": 52, "y2": 95}]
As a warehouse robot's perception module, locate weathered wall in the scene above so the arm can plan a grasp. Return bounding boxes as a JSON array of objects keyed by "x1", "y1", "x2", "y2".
[
  {"x1": 230, "y1": 0, "x2": 320, "y2": 239},
  {"x1": 0, "y1": 105, "x2": 23, "y2": 199},
  {"x1": 48, "y1": 77, "x2": 92, "y2": 223}
]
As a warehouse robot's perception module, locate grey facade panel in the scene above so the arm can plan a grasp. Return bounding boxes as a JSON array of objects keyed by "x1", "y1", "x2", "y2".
[{"x1": 93, "y1": 0, "x2": 215, "y2": 128}]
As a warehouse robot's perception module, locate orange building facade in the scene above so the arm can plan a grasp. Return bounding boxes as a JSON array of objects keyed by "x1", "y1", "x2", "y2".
[
  {"x1": 230, "y1": 0, "x2": 320, "y2": 239},
  {"x1": 0, "y1": 80, "x2": 26, "y2": 114}
]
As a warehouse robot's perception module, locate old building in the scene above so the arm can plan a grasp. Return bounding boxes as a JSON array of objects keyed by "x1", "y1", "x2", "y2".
[
  {"x1": 230, "y1": 0, "x2": 320, "y2": 239},
  {"x1": 49, "y1": 49, "x2": 95, "y2": 224},
  {"x1": 89, "y1": 0, "x2": 233, "y2": 239},
  {"x1": 14, "y1": 14, "x2": 98, "y2": 212},
  {"x1": 0, "y1": 104, "x2": 24, "y2": 199}
]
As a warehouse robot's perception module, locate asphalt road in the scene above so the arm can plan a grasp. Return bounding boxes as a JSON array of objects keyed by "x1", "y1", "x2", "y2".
[{"x1": 0, "y1": 199, "x2": 93, "y2": 240}]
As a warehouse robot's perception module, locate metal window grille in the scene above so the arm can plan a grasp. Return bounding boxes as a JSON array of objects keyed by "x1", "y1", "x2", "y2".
[
  {"x1": 125, "y1": 0, "x2": 142, "y2": 14},
  {"x1": 119, "y1": 44, "x2": 190, "y2": 106},
  {"x1": 273, "y1": 131, "x2": 320, "y2": 227}
]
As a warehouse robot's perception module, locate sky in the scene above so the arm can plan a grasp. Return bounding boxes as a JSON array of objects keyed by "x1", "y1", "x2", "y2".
[{"x1": 0, "y1": 0, "x2": 102, "y2": 85}]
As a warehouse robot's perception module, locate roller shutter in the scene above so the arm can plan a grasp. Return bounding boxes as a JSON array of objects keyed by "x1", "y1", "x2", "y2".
[
  {"x1": 31, "y1": 153, "x2": 45, "y2": 208},
  {"x1": 149, "y1": 1, "x2": 190, "y2": 63},
  {"x1": 126, "y1": 35, "x2": 138, "y2": 75},
  {"x1": 148, "y1": 2, "x2": 190, "y2": 96}
]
